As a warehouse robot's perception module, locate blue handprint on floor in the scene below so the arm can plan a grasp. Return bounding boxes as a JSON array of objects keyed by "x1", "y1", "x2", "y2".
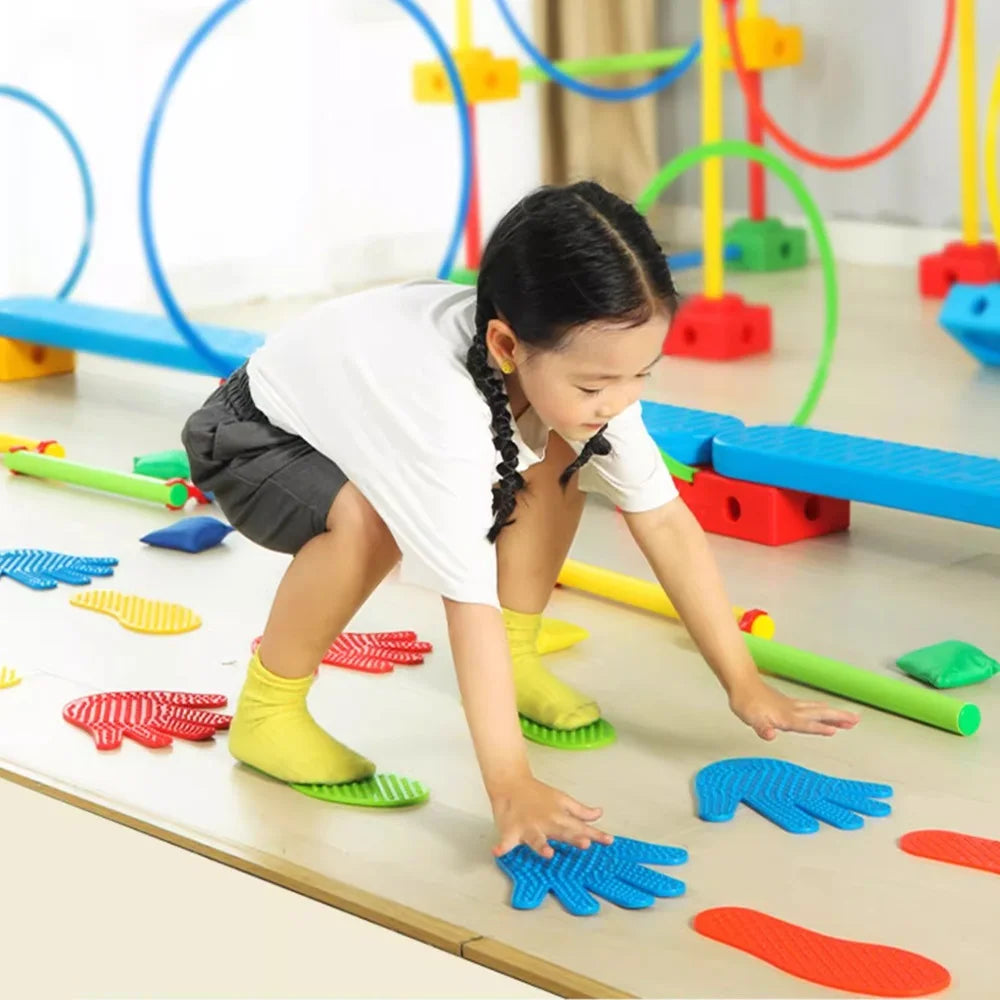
[
  {"x1": 496, "y1": 836, "x2": 687, "y2": 916},
  {"x1": 695, "y1": 758, "x2": 893, "y2": 834},
  {"x1": 0, "y1": 549, "x2": 118, "y2": 590}
]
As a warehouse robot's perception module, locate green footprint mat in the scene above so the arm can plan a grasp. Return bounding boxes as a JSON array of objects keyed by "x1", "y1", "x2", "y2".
[
  {"x1": 290, "y1": 773, "x2": 429, "y2": 808},
  {"x1": 519, "y1": 715, "x2": 617, "y2": 750}
]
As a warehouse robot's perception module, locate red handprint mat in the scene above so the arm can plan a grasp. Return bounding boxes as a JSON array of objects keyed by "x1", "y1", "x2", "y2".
[
  {"x1": 251, "y1": 630, "x2": 432, "y2": 675},
  {"x1": 64, "y1": 690, "x2": 231, "y2": 750},
  {"x1": 900, "y1": 829, "x2": 1000, "y2": 876},
  {"x1": 693, "y1": 906, "x2": 950, "y2": 997}
]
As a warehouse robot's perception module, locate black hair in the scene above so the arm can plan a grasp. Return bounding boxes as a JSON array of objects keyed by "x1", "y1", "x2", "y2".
[{"x1": 466, "y1": 180, "x2": 679, "y2": 542}]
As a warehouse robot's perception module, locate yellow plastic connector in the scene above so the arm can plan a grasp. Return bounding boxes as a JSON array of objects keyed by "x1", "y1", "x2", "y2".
[
  {"x1": 0, "y1": 338, "x2": 75, "y2": 382},
  {"x1": 723, "y1": 17, "x2": 803, "y2": 72},
  {"x1": 413, "y1": 48, "x2": 520, "y2": 104}
]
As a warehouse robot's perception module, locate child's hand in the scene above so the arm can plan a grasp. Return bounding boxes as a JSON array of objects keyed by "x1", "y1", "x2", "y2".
[
  {"x1": 490, "y1": 776, "x2": 613, "y2": 858},
  {"x1": 729, "y1": 680, "x2": 860, "y2": 740}
]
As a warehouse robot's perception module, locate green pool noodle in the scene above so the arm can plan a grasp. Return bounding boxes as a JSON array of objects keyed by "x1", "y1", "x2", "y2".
[
  {"x1": 3, "y1": 449, "x2": 188, "y2": 507},
  {"x1": 518, "y1": 46, "x2": 691, "y2": 83},
  {"x1": 744, "y1": 634, "x2": 981, "y2": 736}
]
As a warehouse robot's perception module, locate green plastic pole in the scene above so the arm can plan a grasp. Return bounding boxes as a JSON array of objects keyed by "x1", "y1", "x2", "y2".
[
  {"x1": 518, "y1": 47, "x2": 690, "y2": 83},
  {"x1": 744, "y1": 634, "x2": 981, "y2": 737},
  {"x1": 3, "y1": 450, "x2": 189, "y2": 508}
]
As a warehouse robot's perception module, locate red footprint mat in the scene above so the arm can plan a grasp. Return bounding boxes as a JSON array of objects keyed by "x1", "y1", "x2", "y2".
[
  {"x1": 900, "y1": 829, "x2": 1000, "y2": 876},
  {"x1": 693, "y1": 906, "x2": 950, "y2": 998}
]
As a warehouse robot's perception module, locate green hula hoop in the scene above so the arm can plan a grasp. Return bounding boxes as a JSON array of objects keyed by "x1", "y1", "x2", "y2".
[{"x1": 636, "y1": 139, "x2": 839, "y2": 482}]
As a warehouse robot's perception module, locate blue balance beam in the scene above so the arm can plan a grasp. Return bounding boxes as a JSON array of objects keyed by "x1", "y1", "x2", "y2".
[{"x1": 0, "y1": 297, "x2": 264, "y2": 376}]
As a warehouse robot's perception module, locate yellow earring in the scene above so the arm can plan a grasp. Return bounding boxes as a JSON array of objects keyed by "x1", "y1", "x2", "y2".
[{"x1": 500, "y1": 359, "x2": 515, "y2": 374}]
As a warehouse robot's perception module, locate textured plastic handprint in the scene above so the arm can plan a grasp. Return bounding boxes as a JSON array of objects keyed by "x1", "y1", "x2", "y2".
[
  {"x1": 0, "y1": 549, "x2": 117, "y2": 590},
  {"x1": 251, "y1": 630, "x2": 432, "y2": 674},
  {"x1": 696, "y1": 757, "x2": 893, "y2": 834},
  {"x1": 496, "y1": 836, "x2": 687, "y2": 916},
  {"x1": 64, "y1": 690, "x2": 230, "y2": 749}
]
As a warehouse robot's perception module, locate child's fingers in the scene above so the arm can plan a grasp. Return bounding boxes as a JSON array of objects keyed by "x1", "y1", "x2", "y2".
[
  {"x1": 493, "y1": 831, "x2": 521, "y2": 858},
  {"x1": 528, "y1": 833, "x2": 554, "y2": 859},
  {"x1": 563, "y1": 797, "x2": 603, "y2": 822}
]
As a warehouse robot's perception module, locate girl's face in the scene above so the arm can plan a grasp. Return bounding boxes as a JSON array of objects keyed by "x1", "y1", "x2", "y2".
[{"x1": 488, "y1": 312, "x2": 670, "y2": 442}]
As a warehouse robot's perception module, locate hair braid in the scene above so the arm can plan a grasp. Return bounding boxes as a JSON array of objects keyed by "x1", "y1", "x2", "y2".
[
  {"x1": 466, "y1": 301, "x2": 525, "y2": 542},
  {"x1": 558, "y1": 428, "x2": 612, "y2": 488}
]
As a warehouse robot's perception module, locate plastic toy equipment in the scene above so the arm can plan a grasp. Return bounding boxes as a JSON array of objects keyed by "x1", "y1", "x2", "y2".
[
  {"x1": 140, "y1": 0, "x2": 473, "y2": 379},
  {"x1": 556, "y1": 558, "x2": 775, "y2": 639},
  {"x1": 744, "y1": 633, "x2": 981, "y2": 736},
  {"x1": 915, "y1": 0, "x2": 999, "y2": 296},
  {"x1": 0, "y1": 85, "x2": 95, "y2": 381},
  {"x1": 3, "y1": 449, "x2": 197, "y2": 509},
  {"x1": 0, "y1": 433, "x2": 65, "y2": 457},
  {"x1": 636, "y1": 140, "x2": 838, "y2": 422}
]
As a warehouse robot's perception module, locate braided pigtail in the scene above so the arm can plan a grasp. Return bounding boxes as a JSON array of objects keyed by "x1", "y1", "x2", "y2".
[
  {"x1": 558, "y1": 428, "x2": 612, "y2": 488},
  {"x1": 466, "y1": 300, "x2": 525, "y2": 542}
]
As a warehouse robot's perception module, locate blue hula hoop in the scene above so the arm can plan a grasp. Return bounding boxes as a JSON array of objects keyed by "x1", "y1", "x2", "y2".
[
  {"x1": 493, "y1": 0, "x2": 700, "y2": 101},
  {"x1": 1, "y1": 85, "x2": 94, "y2": 299},
  {"x1": 139, "y1": 0, "x2": 472, "y2": 378}
]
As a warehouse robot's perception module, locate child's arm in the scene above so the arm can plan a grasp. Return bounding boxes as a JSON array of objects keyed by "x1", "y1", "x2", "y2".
[
  {"x1": 443, "y1": 599, "x2": 613, "y2": 855},
  {"x1": 624, "y1": 499, "x2": 859, "y2": 739}
]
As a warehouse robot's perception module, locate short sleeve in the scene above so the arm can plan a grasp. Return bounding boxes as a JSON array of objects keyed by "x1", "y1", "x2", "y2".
[{"x1": 573, "y1": 400, "x2": 679, "y2": 512}]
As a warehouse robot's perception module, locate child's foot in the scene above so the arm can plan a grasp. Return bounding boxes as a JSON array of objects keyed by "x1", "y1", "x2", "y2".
[
  {"x1": 228, "y1": 653, "x2": 376, "y2": 784},
  {"x1": 504, "y1": 608, "x2": 600, "y2": 730}
]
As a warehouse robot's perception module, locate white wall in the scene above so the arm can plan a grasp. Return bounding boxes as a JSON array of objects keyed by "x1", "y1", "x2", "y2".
[
  {"x1": 0, "y1": 0, "x2": 541, "y2": 311},
  {"x1": 656, "y1": 0, "x2": 1000, "y2": 257}
]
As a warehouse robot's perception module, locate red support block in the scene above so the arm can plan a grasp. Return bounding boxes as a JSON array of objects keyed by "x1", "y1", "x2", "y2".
[
  {"x1": 665, "y1": 293, "x2": 772, "y2": 361},
  {"x1": 918, "y1": 241, "x2": 1000, "y2": 298},
  {"x1": 673, "y1": 468, "x2": 850, "y2": 545}
]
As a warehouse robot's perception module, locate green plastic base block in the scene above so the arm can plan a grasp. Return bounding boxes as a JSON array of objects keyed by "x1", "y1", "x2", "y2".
[
  {"x1": 448, "y1": 266, "x2": 478, "y2": 286},
  {"x1": 519, "y1": 715, "x2": 617, "y2": 750},
  {"x1": 725, "y1": 218, "x2": 807, "y2": 272},
  {"x1": 290, "y1": 773, "x2": 429, "y2": 808}
]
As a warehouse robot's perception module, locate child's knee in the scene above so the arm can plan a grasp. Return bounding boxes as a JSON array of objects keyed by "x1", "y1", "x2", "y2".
[{"x1": 326, "y1": 483, "x2": 399, "y2": 560}]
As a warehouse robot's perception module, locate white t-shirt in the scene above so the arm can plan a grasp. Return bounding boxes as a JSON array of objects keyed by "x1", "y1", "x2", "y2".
[{"x1": 247, "y1": 280, "x2": 677, "y2": 607}]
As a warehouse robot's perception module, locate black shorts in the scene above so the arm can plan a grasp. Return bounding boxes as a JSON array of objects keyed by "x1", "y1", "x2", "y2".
[{"x1": 181, "y1": 364, "x2": 347, "y2": 555}]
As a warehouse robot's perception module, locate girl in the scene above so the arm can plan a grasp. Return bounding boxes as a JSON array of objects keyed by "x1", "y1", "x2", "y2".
[{"x1": 183, "y1": 182, "x2": 858, "y2": 859}]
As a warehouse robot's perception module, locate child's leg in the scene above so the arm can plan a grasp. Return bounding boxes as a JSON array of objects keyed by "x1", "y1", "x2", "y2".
[
  {"x1": 497, "y1": 432, "x2": 599, "y2": 729},
  {"x1": 229, "y1": 484, "x2": 401, "y2": 784}
]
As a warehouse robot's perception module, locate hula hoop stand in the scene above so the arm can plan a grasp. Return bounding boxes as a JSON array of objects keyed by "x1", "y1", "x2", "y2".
[{"x1": 918, "y1": 0, "x2": 1000, "y2": 298}]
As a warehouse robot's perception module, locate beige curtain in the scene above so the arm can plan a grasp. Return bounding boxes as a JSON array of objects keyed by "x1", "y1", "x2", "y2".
[{"x1": 533, "y1": 0, "x2": 658, "y2": 202}]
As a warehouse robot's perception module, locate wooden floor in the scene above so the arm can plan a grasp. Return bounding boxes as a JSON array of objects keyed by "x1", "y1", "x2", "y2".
[{"x1": 2, "y1": 262, "x2": 999, "y2": 998}]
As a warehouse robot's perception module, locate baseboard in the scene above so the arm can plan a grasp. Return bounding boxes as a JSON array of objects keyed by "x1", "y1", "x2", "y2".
[{"x1": 655, "y1": 204, "x2": 968, "y2": 268}]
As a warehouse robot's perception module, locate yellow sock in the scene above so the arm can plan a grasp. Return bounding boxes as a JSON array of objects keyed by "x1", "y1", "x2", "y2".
[
  {"x1": 228, "y1": 653, "x2": 376, "y2": 784},
  {"x1": 503, "y1": 608, "x2": 600, "y2": 730}
]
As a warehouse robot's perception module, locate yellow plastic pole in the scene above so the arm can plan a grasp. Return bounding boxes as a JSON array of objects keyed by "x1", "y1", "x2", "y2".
[
  {"x1": 0, "y1": 433, "x2": 65, "y2": 457},
  {"x1": 702, "y1": 0, "x2": 725, "y2": 297},
  {"x1": 456, "y1": 0, "x2": 473, "y2": 51},
  {"x1": 556, "y1": 559, "x2": 775, "y2": 639},
  {"x1": 958, "y1": 0, "x2": 980, "y2": 244},
  {"x1": 986, "y1": 60, "x2": 1000, "y2": 246}
]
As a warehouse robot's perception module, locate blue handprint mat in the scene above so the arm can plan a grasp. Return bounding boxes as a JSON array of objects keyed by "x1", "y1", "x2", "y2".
[
  {"x1": 0, "y1": 549, "x2": 118, "y2": 590},
  {"x1": 496, "y1": 836, "x2": 687, "y2": 916},
  {"x1": 695, "y1": 758, "x2": 893, "y2": 834}
]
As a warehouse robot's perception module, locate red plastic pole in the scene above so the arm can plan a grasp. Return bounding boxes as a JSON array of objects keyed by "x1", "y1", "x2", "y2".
[{"x1": 464, "y1": 104, "x2": 482, "y2": 270}]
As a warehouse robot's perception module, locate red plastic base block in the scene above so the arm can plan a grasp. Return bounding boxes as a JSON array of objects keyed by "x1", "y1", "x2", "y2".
[
  {"x1": 918, "y1": 241, "x2": 1000, "y2": 298},
  {"x1": 664, "y1": 293, "x2": 772, "y2": 360},
  {"x1": 673, "y1": 468, "x2": 850, "y2": 545}
]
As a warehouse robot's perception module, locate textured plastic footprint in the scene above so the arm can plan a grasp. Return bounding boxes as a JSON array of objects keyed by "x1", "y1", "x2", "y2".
[
  {"x1": 694, "y1": 906, "x2": 950, "y2": 997},
  {"x1": 70, "y1": 589, "x2": 202, "y2": 634},
  {"x1": 519, "y1": 715, "x2": 616, "y2": 750},
  {"x1": 900, "y1": 829, "x2": 1000, "y2": 876},
  {"x1": 290, "y1": 773, "x2": 429, "y2": 808}
]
